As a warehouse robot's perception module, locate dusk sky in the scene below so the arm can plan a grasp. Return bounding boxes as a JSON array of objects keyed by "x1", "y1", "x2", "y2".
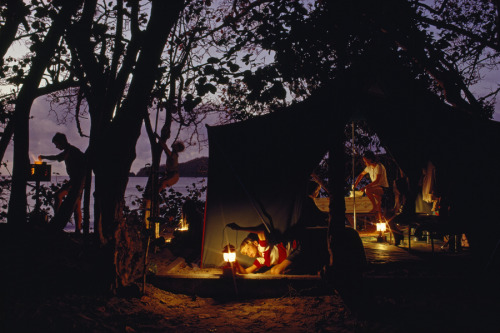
[
  {"x1": 2, "y1": 75, "x2": 500, "y2": 177},
  {"x1": 17, "y1": 97, "x2": 212, "y2": 176}
]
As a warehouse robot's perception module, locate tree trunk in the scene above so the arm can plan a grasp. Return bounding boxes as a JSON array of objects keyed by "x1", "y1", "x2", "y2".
[
  {"x1": 0, "y1": 119, "x2": 14, "y2": 164},
  {"x1": 326, "y1": 113, "x2": 366, "y2": 314},
  {"x1": 83, "y1": 166, "x2": 92, "y2": 236},
  {"x1": 91, "y1": 0, "x2": 185, "y2": 290},
  {"x1": 7, "y1": 0, "x2": 83, "y2": 225}
]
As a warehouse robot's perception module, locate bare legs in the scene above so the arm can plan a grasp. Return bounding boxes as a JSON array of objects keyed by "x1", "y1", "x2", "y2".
[
  {"x1": 55, "y1": 184, "x2": 82, "y2": 233},
  {"x1": 158, "y1": 173, "x2": 180, "y2": 192},
  {"x1": 365, "y1": 186, "x2": 384, "y2": 221}
]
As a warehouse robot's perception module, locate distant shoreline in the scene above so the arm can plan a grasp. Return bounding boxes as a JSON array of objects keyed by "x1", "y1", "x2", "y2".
[
  {"x1": 133, "y1": 156, "x2": 208, "y2": 178},
  {"x1": 2, "y1": 156, "x2": 210, "y2": 178}
]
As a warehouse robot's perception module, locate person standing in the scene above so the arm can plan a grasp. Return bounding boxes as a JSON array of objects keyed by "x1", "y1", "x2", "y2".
[{"x1": 39, "y1": 133, "x2": 85, "y2": 233}]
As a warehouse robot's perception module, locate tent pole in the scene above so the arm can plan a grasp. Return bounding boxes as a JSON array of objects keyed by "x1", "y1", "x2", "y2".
[{"x1": 352, "y1": 121, "x2": 357, "y2": 230}]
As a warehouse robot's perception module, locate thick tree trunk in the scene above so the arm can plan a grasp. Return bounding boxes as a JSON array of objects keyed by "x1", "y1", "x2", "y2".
[
  {"x1": 7, "y1": 0, "x2": 83, "y2": 224},
  {"x1": 91, "y1": 0, "x2": 185, "y2": 290},
  {"x1": 326, "y1": 113, "x2": 366, "y2": 314}
]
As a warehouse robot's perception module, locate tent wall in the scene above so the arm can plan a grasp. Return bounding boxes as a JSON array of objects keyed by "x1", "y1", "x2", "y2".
[{"x1": 202, "y1": 89, "x2": 337, "y2": 267}]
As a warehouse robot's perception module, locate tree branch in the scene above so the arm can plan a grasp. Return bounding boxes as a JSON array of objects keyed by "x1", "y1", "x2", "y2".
[{"x1": 418, "y1": 15, "x2": 499, "y2": 52}]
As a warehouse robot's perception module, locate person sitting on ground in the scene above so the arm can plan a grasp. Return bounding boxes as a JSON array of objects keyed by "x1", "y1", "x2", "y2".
[
  {"x1": 226, "y1": 223, "x2": 300, "y2": 275},
  {"x1": 39, "y1": 132, "x2": 85, "y2": 233},
  {"x1": 353, "y1": 151, "x2": 389, "y2": 221}
]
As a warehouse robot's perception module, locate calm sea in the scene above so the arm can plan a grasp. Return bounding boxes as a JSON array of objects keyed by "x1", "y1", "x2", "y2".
[{"x1": 23, "y1": 176, "x2": 205, "y2": 232}]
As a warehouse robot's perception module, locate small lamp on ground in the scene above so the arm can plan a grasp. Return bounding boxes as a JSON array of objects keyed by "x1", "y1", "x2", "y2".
[
  {"x1": 376, "y1": 222, "x2": 387, "y2": 243},
  {"x1": 222, "y1": 244, "x2": 236, "y2": 277}
]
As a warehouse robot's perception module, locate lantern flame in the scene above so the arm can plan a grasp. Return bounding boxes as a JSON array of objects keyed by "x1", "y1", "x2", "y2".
[{"x1": 32, "y1": 154, "x2": 42, "y2": 165}]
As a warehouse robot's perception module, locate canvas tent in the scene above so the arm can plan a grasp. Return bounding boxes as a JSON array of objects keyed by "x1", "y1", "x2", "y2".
[
  {"x1": 201, "y1": 63, "x2": 500, "y2": 269},
  {"x1": 202, "y1": 90, "x2": 337, "y2": 268}
]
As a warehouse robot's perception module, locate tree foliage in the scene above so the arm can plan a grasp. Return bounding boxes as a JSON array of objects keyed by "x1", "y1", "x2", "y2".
[{"x1": 1, "y1": 0, "x2": 499, "y2": 289}]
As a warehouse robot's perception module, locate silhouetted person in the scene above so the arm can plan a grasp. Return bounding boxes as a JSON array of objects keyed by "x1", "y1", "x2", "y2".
[{"x1": 39, "y1": 133, "x2": 85, "y2": 233}]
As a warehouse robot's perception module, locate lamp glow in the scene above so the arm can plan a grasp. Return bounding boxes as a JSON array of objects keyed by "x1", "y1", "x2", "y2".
[
  {"x1": 223, "y1": 252, "x2": 236, "y2": 262},
  {"x1": 222, "y1": 244, "x2": 236, "y2": 263},
  {"x1": 177, "y1": 218, "x2": 189, "y2": 231},
  {"x1": 222, "y1": 244, "x2": 236, "y2": 278},
  {"x1": 376, "y1": 222, "x2": 387, "y2": 232}
]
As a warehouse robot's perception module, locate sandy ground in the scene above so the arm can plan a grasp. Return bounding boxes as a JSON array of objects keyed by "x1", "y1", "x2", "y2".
[{"x1": 2, "y1": 225, "x2": 500, "y2": 332}]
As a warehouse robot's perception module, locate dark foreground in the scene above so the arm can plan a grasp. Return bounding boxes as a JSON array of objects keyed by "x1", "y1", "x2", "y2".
[{"x1": 1, "y1": 224, "x2": 499, "y2": 333}]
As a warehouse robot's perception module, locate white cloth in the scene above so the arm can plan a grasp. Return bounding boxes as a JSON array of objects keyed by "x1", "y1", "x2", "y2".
[
  {"x1": 364, "y1": 163, "x2": 389, "y2": 188},
  {"x1": 422, "y1": 161, "x2": 436, "y2": 203}
]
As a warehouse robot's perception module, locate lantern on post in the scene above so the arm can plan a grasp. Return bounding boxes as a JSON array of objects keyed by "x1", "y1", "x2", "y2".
[{"x1": 222, "y1": 244, "x2": 236, "y2": 277}]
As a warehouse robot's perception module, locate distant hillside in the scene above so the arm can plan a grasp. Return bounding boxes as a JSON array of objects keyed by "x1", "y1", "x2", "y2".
[{"x1": 135, "y1": 157, "x2": 208, "y2": 177}]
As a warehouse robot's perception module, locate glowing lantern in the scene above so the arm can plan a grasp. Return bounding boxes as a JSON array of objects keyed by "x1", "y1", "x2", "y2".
[
  {"x1": 222, "y1": 244, "x2": 236, "y2": 263},
  {"x1": 376, "y1": 222, "x2": 387, "y2": 243},
  {"x1": 376, "y1": 222, "x2": 387, "y2": 232},
  {"x1": 222, "y1": 244, "x2": 236, "y2": 278}
]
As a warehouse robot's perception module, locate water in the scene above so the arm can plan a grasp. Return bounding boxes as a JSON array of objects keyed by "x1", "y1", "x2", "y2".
[{"x1": 23, "y1": 176, "x2": 206, "y2": 232}]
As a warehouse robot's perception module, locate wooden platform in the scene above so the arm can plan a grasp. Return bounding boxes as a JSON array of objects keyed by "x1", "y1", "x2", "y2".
[
  {"x1": 148, "y1": 272, "x2": 328, "y2": 299},
  {"x1": 148, "y1": 230, "x2": 470, "y2": 299}
]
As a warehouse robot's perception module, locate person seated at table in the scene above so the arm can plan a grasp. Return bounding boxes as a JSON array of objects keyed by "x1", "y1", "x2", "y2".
[
  {"x1": 353, "y1": 151, "x2": 389, "y2": 221},
  {"x1": 226, "y1": 223, "x2": 300, "y2": 275}
]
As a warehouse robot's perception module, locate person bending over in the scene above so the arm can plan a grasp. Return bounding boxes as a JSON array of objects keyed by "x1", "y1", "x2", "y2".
[
  {"x1": 353, "y1": 151, "x2": 389, "y2": 221},
  {"x1": 226, "y1": 223, "x2": 300, "y2": 275},
  {"x1": 39, "y1": 133, "x2": 85, "y2": 232}
]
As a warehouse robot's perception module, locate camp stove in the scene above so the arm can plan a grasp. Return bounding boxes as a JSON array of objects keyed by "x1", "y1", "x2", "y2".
[{"x1": 28, "y1": 161, "x2": 51, "y2": 213}]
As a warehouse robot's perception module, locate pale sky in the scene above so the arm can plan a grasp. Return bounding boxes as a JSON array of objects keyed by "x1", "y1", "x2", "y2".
[
  {"x1": 1, "y1": 78, "x2": 498, "y2": 177},
  {"x1": 1, "y1": 97, "x2": 210, "y2": 176}
]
